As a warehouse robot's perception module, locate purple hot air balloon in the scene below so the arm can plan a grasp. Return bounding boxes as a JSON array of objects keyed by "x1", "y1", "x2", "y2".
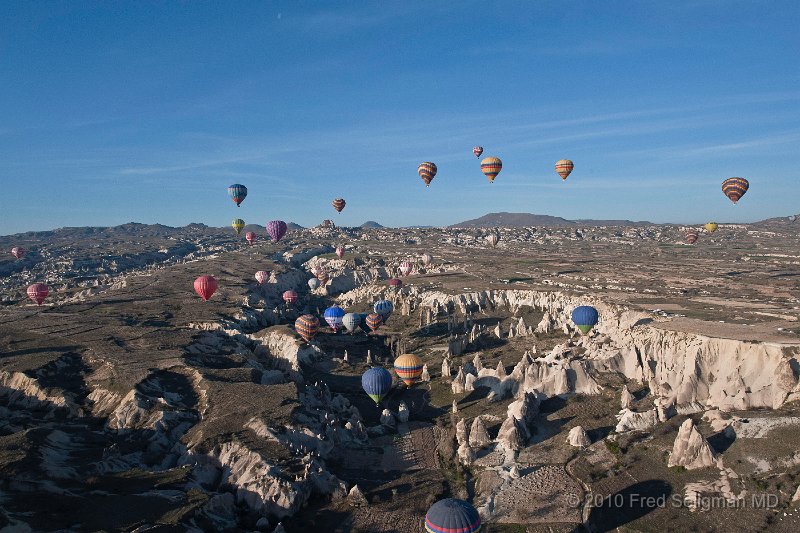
[{"x1": 266, "y1": 220, "x2": 288, "y2": 242}]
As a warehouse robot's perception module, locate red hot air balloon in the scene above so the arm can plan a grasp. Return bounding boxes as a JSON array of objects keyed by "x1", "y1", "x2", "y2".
[
  {"x1": 335, "y1": 246, "x2": 345, "y2": 259},
  {"x1": 332, "y1": 198, "x2": 346, "y2": 213},
  {"x1": 316, "y1": 271, "x2": 329, "y2": 285},
  {"x1": 388, "y1": 278, "x2": 403, "y2": 288},
  {"x1": 245, "y1": 231, "x2": 256, "y2": 245},
  {"x1": 473, "y1": 146, "x2": 483, "y2": 158},
  {"x1": 685, "y1": 230, "x2": 699, "y2": 245},
  {"x1": 26, "y1": 283, "x2": 49, "y2": 305},
  {"x1": 418, "y1": 162, "x2": 437, "y2": 187},
  {"x1": 722, "y1": 177, "x2": 749, "y2": 204},
  {"x1": 255, "y1": 270, "x2": 270, "y2": 285},
  {"x1": 11, "y1": 247, "x2": 26, "y2": 259},
  {"x1": 194, "y1": 276, "x2": 218, "y2": 301},
  {"x1": 282, "y1": 290, "x2": 298, "y2": 304},
  {"x1": 399, "y1": 261, "x2": 413, "y2": 277}
]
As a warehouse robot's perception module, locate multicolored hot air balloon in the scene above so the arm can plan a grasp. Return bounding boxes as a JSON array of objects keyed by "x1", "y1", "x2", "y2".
[
  {"x1": 308, "y1": 277, "x2": 320, "y2": 290},
  {"x1": 332, "y1": 198, "x2": 346, "y2": 213},
  {"x1": 255, "y1": 270, "x2": 270, "y2": 285},
  {"x1": 722, "y1": 177, "x2": 749, "y2": 204},
  {"x1": 282, "y1": 290, "x2": 298, "y2": 304},
  {"x1": 266, "y1": 220, "x2": 287, "y2": 242},
  {"x1": 486, "y1": 233, "x2": 499, "y2": 247},
  {"x1": 335, "y1": 246, "x2": 345, "y2": 259},
  {"x1": 228, "y1": 184, "x2": 247, "y2": 207},
  {"x1": 316, "y1": 270, "x2": 329, "y2": 285},
  {"x1": 324, "y1": 305, "x2": 345, "y2": 331},
  {"x1": 232, "y1": 219, "x2": 245, "y2": 235},
  {"x1": 399, "y1": 261, "x2": 413, "y2": 277},
  {"x1": 26, "y1": 283, "x2": 49, "y2": 305},
  {"x1": 374, "y1": 299, "x2": 393, "y2": 319},
  {"x1": 394, "y1": 353, "x2": 423, "y2": 387},
  {"x1": 472, "y1": 146, "x2": 483, "y2": 158},
  {"x1": 420, "y1": 253, "x2": 433, "y2": 267},
  {"x1": 194, "y1": 276, "x2": 218, "y2": 301},
  {"x1": 685, "y1": 230, "x2": 699, "y2": 245},
  {"x1": 342, "y1": 312, "x2": 360, "y2": 333},
  {"x1": 366, "y1": 312, "x2": 384, "y2": 332},
  {"x1": 571, "y1": 305, "x2": 599, "y2": 335},
  {"x1": 418, "y1": 162, "x2": 437, "y2": 187},
  {"x1": 388, "y1": 278, "x2": 403, "y2": 289},
  {"x1": 362, "y1": 367, "x2": 393, "y2": 404},
  {"x1": 11, "y1": 247, "x2": 26, "y2": 260},
  {"x1": 480, "y1": 156, "x2": 502, "y2": 183},
  {"x1": 555, "y1": 159, "x2": 574, "y2": 180},
  {"x1": 245, "y1": 231, "x2": 256, "y2": 245},
  {"x1": 425, "y1": 498, "x2": 481, "y2": 533},
  {"x1": 704, "y1": 223, "x2": 718, "y2": 234},
  {"x1": 295, "y1": 314, "x2": 319, "y2": 342}
]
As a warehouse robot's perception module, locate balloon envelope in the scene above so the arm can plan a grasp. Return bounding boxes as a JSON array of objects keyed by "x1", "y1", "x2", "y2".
[
  {"x1": 324, "y1": 305, "x2": 345, "y2": 330},
  {"x1": 255, "y1": 271, "x2": 270, "y2": 284},
  {"x1": 266, "y1": 220, "x2": 288, "y2": 242},
  {"x1": 342, "y1": 312, "x2": 360, "y2": 333},
  {"x1": 721, "y1": 177, "x2": 749, "y2": 204},
  {"x1": 685, "y1": 230, "x2": 699, "y2": 245},
  {"x1": 332, "y1": 198, "x2": 346, "y2": 212},
  {"x1": 245, "y1": 231, "x2": 256, "y2": 244},
  {"x1": 704, "y1": 223, "x2": 718, "y2": 233},
  {"x1": 11, "y1": 247, "x2": 26, "y2": 259},
  {"x1": 388, "y1": 278, "x2": 403, "y2": 288},
  {"x1": 486, "y1": 234, "x2": 499, "y2": 247},
  {"x1": 282, "y1": 290, "x2": 298, "y2": 304},
  {"x1": 228, "y1": 184, "x2": 247, "y2": 207},
  {"x1": 555, "y1": 159, "x2": 574, "y2": 180},
  {"x1": 425, "y1": 498, "x2": 481, "y2": 533},
  {"x1": 480, "y1": 156, "x2": 502, "y2": 182},
  {"x1": 362, "y1": 367, "x2": 393, "y2": 404},
  {"x1": 366, "y1": 312, "x2": 384, "y2": 332},
  {"x1": 418, "y1": 162, "x2": 437, "y2": 187},
  {"x1": 295, "y1": 314, "x2": 319, "y2": 342},
  {"x1": 335, "y1": 246, "x2": 345, "y2": 258},
  {"x1": 194, "y1": 276, "x2": 218, "y2": 301},
  {"x1": 394, "y1": 353, "x2": 423, "y2": 387},
  {"x1": 472, "y1": 146, "x2": 483, "y2": 158},
  {"x1": 374, "y1": 299, "x2": 394, "y2": 319},
  {"x1": 27, "y1": 283, "x2": 49, "y2": 305},
  {"x1": 308, "y1": 278, "x2": 320, "y2": 290},
  {"x1": 399, "y1": 261, "x2": 413, "y2": 277},
  {"x1": 232, "y1": 219, "x2": 245, "y2": 235},
  {"x1": 420, "y1": 253, "x2": 433, "y2": 266},
  {"x1": 571, "y1": 305, "x2": 599, "y2": 335}
]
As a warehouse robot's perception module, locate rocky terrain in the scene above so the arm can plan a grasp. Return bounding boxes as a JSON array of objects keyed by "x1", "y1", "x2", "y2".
[{"x1": 1, "y1": 219, "x2": 800, "y2": 532}]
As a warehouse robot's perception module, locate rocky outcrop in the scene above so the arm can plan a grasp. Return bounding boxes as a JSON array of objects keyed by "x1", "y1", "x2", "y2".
[
  {"x1": 567, "y1": 426, "x2": 590, "y2": 447},
  {"x1": 615, "y1": 408, "x2": 658, "y2": 433},
  {"x1": 469, "y1": 417, "x2": 492, "y2": 449},
  {"x1": 668, "y1": 418, "x2": 716, "y2": 470}
]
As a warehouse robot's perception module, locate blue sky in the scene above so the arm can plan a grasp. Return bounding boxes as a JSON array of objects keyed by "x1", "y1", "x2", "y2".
[{"x1": 1, "y1": 0, "x2": 798, "y2": 234}]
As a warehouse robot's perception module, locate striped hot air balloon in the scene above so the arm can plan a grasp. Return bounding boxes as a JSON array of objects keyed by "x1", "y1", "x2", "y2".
[
  {"x1": 228, "y1": 184, "x2": 247, "y2": 207},
  {"x1": 722, "y1": 177, "x2": 749, "y2": 204},
  {"x1": 418, "y1": 162, "x2": 437, "y2": 187},
  {"x1": 324, "y1": 305, "x2": 345, "y2": 331},
  {"x1": 374, "y1": 299, "x2": 393, "y2": 320},
  {"x1": 266, "y1": 220, "x2": 287, "y2": 242},
  {"x1": 194, "y1": 276, "x2": 218, "y2": 301},
  {"x1": 11, "y1": 247, "x2": 26, "y2": 259},
  {"x1": 420, "y1": 253, "x2": 433, "y2": 267},
  {"x1": 232, "y1": 219, "x2": 245, "y2": 235},
  {"x1": 399, "y1": 261, "x2": 413, "y2": 277},
  {"x1": 332, "y1": 198, "x2": 346, "y2": 212},
  {"x1": 255, "y1": 270, "x2": 270, "y2": 285},
  {"x1": 571, "y1": 305, "x2": 599, "y2": 335},
  {"x1": 425, "y1": 498, "x2": 481, "y2": 533},
  {"x1": 342, "y1": 312, "x2": 360, "y2": 333},
  {"x1": 245, "y1": 231, "x2": 256, "y2": 245},
  {"x1": 295, "y1": 314, "x2": 319, "y2": 342},
  {"x1": 308, "y1": 277, "x2": 320, "y2": 290},
  {"x1": 362, "y1": 367, "x2": 393, "y2": 404},
  {"x1": 480, "y1": 156, "x2": 502, "y2": 183},
  {"x1": 282, "y1": 290, "x2": 298, "y2": 304},
  {"x1": 316, "y1": 270, "x2": 329, "y2": 284},
  {"x1": 685, "y1": 230, "x2": 699, "y2": 245},
  {"x1": 704, "y1": 223, "x2": 718, "y2": 234},
  {"x1": 486, "y1": 233, "x2": 499, "y2": 247},
  {"x1": 472, "y1": 146, "x2": 483, "y2": 158},
  {"x1": 335, "y1": 246, "x2": 345, "y2": 259},
  {"x1": 26, "y1": 283, "x2": 49, "y2": 305},
  {"x1": 394, "y1": 353, "x2": 423, "y2": 387},
  {"x1": 366, "y1": 312, "x2": 384, "y2": 332},
  {"x1": 388, "y1": 278, "x2": 403, "y2": 289},
  {"x1": 555, "y1": 159, "x2": 574, "y2": 180}
]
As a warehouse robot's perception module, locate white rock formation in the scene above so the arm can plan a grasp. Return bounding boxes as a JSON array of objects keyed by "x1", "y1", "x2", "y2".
[
  {"x1": 457, "y1": 442, "x2": 476, "y2": 465},
  {"x1": 567, "y1": 426, "x2": 591, "y2": 448},
  {"x1": 380, "y1": 409, "x2": 396, "y2": 429},
  {"x1": 497, "y1": 416, "x2": 524, "y2": 452},
  {"x1": 452, "y1": 400, "x2": 458, "y2": 413},
  {"x1": 668, "y1": 418, "x2": 716, "y2": 470},
  {"x1": 397, "y1": 402, "x2": 410, "y2": 423},
  {"x1": 421, "y1": 364, "x2": 430, "y2": 382},
  {"x1": 452, "y1": 367, "x2": 466, "y2": 394},
  {"x1": 621, "y1": 385, "x2": 634, "y2": 410},
  {"x1": 464, "y1": 373, "x2": 476, "y2": 392},
  {"x1": 442, "y1": 358, "x2": 451, "y2": 380},
  {"x1": 456, "y1": 417, "x2": 468, "y2": 446},
  {"x1": 348, "y1": 484, "x2": 368, "y2": 507},
  {"x1": 468, "y1": 417, "x2": 491, "y2": 449},
  {"x1": 615, "y1": 408, "x2": 659, "y2": 433}
]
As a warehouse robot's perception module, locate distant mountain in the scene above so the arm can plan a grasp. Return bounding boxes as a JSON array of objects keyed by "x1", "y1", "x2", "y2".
[
  {"x1": 450, "y1": 212, "x2": 651, "y2": 228},
  {"x1": 360, "y1": 221, "x2": 384, "y2": 228},
  {"x1": 287, "y1": 222, "x2": 305, "y2": 230}
]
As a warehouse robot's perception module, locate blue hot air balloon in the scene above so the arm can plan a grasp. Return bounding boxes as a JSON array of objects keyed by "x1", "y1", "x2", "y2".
[
  {"x1": 425, "y1": 498, "x2": 481, "y2": 533},
  {"x1": 374, "y1": 299, "x2": 394, "y2": 320},
  {"x1": 323, "y1": 305, "x2": 345, "y2": 331},
  {"x1": 361, "y1": 367, "x2": 393, "y2": 404},
  {"x1": 228, "y1": 184, "x2": 247, "y2": 207},
  {"x1": 571, "y1": 305, "x2": 599, "y2": 335}
]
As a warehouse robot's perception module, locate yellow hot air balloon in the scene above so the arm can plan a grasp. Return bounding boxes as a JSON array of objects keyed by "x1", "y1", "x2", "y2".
[
  {"x1": 705, "y1": 222, "x2": 718, "y2": 233},
  {"x1": 232, "y1": 218, "x2": 245, "y2": 235},
  {"x1": 480, "y1": 157, "x2": 502, "y2": 183},
  {"x1": 393, "y1": 353, "x2": 423, "y2": 387}
]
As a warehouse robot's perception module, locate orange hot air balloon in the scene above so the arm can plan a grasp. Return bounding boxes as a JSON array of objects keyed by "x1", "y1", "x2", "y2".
[
  {"x1": 332, "y1": 198, "x2": 346, "y2": 212},
  {"x1": 194, "y1": 276, "x2": 218, "y2": 301},
  {"x1": 295, "y1": 314, "x2": 319, "y2": 342},
  {"x1": 394, "y1": 353, "x2": 423, "y2": 387},
  {"x1": 555, "y1": 159, "x2": 574, "y2": 180},
  {"x1": 722, "y1": 177, "x2": 749, "y2": 204},
  {"x1": 418, "y1": 162, "x2": 437, "y2": 187},
  {"x1": 480, "y1": 157, "x2": 502, "y2": 183}
]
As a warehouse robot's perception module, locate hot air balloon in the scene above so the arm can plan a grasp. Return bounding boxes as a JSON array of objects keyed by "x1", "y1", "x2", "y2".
[
  {"x1": 11, "y1": 247, "x2": 26, "y2": 260},
  {"x1": 362, "y1": 367, "x2": 393, "y2": 404},
  {"x1": 308, "y1": 277, "x2": 320, "y2": 290},
  {"x1": 228, "y1": 184, "x2": 247, "y2": 207},
  {"x1": 425, "y1": 498, "x2": 481, "y2": 533},
  {"x1": 255, "y1": 270, "x2": 270, "y2": 285},
  {"x1": 324, "y1": 305, "x2": 345, "y2": 331},
  {"x1": 282, "y1": 290, "x2": 298, "y2": 304},
  {"x1": 571, "y1": 305, "x2": 599, "y2": 335},
  {"x1": 316, "y1": 271, "x2": 329, "y2": 285},
  {"x1": 295, "y1": 314, "x2": 319, "y2": 342},
  {"x1": 420, "y1": 253, "x2": 433, "y2": 267},
  {"x1": 266, "y1": 220, "x2": 288, "y2": 242},
  {"x1": 388, "y1": 278, "x2": 403, "y2": 289},
  {"x1": 399, "y1": 261, "x2": 413, "y2": 277},
  {"x1": 480, "y1": 156, "x2": 502, "y2": 183},
  {"x1": 245, "y1": 231, "x2": 256, "y2": 245},
  {"x1": 311, "y1": 265, "x2": 323, "y2": 277},
  {"x1": 394, "y1": 353, "x2": 423, "y2": 387},
  {"x1": 26, "y1": 283, "x2": 49, "y2": 305},
  {"x1": 366, "y1": 312, "x2": 384, "y2": 332},
  {"x1": 722, "y1": 177, "x2": 749, "y2": 204},
  {"x1": 335, "y1": 246, "x2": 345, "y2": 259},
  {"x1": 232, "y1": 219, "x2": 245, "y2": 235},
  {"x1": 418, "y1": 162, "x2": 437, "y2": 187},
  {"x1": 486, "y1": 233, "x2": 499, "y2": 247},
  {"x1": 374, "y1": 299, "x2": 393, "y2": 319},
  {"x1": 704, "y1": 223, "x2": 718, "y2": 234},
  {"x1": 685, "y1": 230, "x2": 699, "y2": 245},
  {"x1": 790, "y1": 215, "x2": 797, "y2": 223},
  {"x1": 342, "y1": 312, "x2": 360, "y2": 333},
  {"x1": 555, "y1": 159, "x2": 574, "y2": 180},
  {"x1": 194, "y1": 275, "x2": 218, "y2": 301},
  {"x1": 332, "y1": 198, "x2": 346, "y2": 213},
  {"x1": 472, "y1": 146, "x2": 483, "y2": 158}
]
